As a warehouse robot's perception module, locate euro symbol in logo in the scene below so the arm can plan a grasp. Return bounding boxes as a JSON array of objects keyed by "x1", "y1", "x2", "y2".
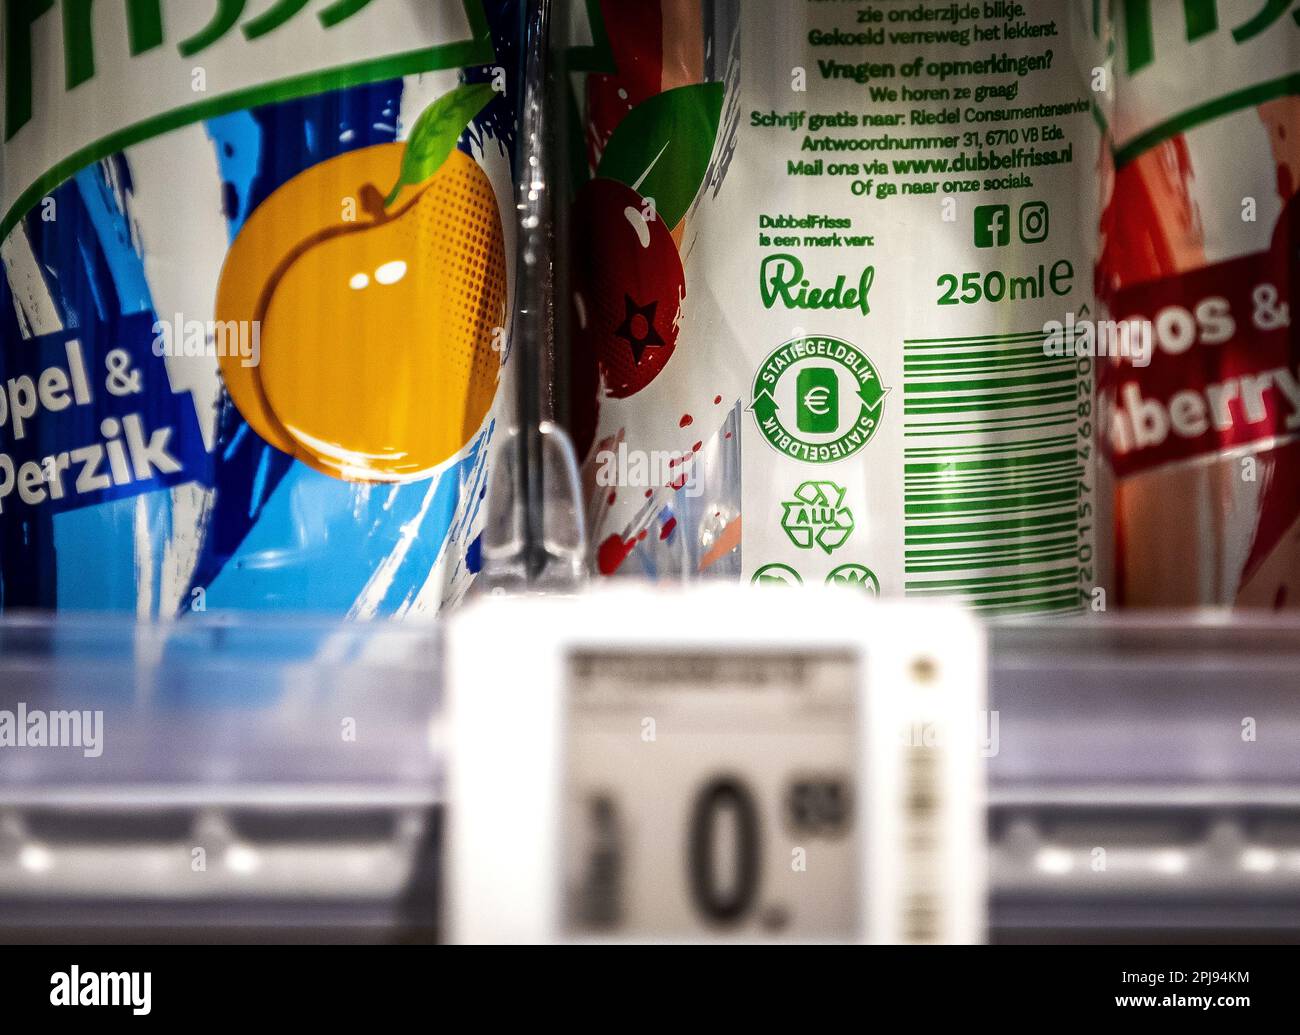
[
  {"x1": 803, "y1": 386, "x2": 832, "y2": 415},
  {"x1": 796, "y1": 367, "x2": 838, "y2": 434}
]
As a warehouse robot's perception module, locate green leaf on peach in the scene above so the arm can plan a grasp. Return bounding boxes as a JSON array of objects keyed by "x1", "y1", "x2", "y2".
[{"x1": 385, "y1": 82, "x2": 497, "y2": 207}]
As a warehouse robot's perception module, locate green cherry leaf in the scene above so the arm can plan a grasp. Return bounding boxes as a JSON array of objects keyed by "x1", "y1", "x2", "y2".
[
  {"x1": 596, "y1": 82, "x2": 724, "y2": 228},
  {"x1": 385, "y1": 82, "x2": 497, "y2": 206}
]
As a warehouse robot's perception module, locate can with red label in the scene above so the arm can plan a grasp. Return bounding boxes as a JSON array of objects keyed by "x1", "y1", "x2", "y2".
[{"x1": 1100, "y1": 2, "x2": 1300, "y2": 607}]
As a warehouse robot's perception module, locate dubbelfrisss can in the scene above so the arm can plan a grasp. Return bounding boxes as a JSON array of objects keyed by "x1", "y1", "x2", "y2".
[{"x1": 1, "y1": 1, "x2": 525, "y2": 615}]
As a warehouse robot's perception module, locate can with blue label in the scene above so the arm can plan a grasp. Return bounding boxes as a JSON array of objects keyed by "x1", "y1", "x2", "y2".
[{"x1": 0, "y1": 1, "x2": 524, "y2": 615}]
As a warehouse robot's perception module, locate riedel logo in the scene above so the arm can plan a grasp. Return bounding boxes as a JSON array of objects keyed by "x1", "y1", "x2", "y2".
[
  {"x1": 759, "y1": 254, "x2": 874, "y2": 316},
  {"x1": 50, "y1": 966, "x2": 151, "y2": 1016}
]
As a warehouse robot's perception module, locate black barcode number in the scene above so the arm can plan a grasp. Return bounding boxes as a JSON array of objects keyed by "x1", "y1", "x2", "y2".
[{"x1": 687, "y1": 778, "x2": 760, "y2": 924}]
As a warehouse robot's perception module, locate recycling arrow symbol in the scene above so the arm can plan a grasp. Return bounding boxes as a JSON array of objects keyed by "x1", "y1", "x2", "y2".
[
  {"x1": 780, "y1": 480, "x2": 856, "y2": 554},
  {"x1": 750, "y1": 388, "x2": 779, "y2": 423},
  {"x1": 857, "y1": 374, "x2": 888, "y2": 414}
]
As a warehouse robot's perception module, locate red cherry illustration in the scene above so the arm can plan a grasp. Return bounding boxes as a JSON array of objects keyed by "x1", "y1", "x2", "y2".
[{"x1": 571, "y1": 177, "x2": 685, "y2": 399}]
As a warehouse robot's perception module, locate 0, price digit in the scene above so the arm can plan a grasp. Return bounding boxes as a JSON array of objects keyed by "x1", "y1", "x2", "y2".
[{"x1": 688, "y1": 777, "x2": 760, "y2": 923}]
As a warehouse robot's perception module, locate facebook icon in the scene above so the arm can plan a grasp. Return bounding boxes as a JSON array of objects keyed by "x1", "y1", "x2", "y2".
[{"x1": 974, "y1": 204, "x2": 1011, "y2": 248}]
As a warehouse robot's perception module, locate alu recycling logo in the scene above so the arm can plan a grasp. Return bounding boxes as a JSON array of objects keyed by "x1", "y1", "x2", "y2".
[{"x1": 780, "y1": 480, "x2": 855, "y2": 554}]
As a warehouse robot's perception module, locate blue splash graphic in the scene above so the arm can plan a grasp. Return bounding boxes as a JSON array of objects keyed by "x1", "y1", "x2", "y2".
[
  {"x1": 74, "y1": 166, "x2": 153, "y2": 315},
  {"x1": 206, "y1": 111, "x2": 262, "y2": 239},
  {"x1": 2, "y1": 160, "x2": 198, "y2": 610},
  {"x1": 0, "y1": 273, "x2": 57, "y2": 608},
  {"x1": 201, "y1": 446, "x2": 476, "y2": 614}
]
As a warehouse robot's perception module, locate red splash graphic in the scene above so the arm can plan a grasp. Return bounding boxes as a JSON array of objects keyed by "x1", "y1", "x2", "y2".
[
  {"x1": 607, "y1": 490, "x2": 617, "y2": 506},
  {"x1": 660, "y1": 517, "x2": 677, "y2": 540},
  {"x1": 692, "y1": 441, "x2": 702, "y2": 453},
  {"x1": 644, "y1": 489, "x2": 653, "y2": 498},
  {"x1": 597, "y1": 535, "x2": 637, "y2": 575},
  {"x1": 713, "y1": 395, "x2": 722, "y2": 405},
  {"x1": 679, "y1": 413, "x2": 693, "y2": 427}
]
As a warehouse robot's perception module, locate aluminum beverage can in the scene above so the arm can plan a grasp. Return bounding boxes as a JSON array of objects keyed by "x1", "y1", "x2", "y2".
[
  {"x1": 1100, "y1": 0, "x2": 1300, "y2": 608},
  {"x1": 0, "y1": 1, "x2": 524, "y2": 615},
  {"x1": 565, "y1": 0, "x2": 1108, "y2": 615}
]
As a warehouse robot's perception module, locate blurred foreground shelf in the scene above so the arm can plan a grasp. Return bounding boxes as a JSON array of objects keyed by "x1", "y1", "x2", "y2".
[{"x1": 0, "y1": 607, "x2": 1298, "y2": 943}]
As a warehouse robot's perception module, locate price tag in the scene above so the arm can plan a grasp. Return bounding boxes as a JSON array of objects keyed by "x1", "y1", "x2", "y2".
[
  {"x1": 446, "y1": 586, "x2": 986, "y2": 943},
  {"x1": 564, "y1": 647, "x2": 859, "y2": 939}
]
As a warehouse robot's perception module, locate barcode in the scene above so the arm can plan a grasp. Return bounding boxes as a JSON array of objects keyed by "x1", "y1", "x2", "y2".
[{"x1": 901, "y1": 328, "x2": 1085, "y2": 616}]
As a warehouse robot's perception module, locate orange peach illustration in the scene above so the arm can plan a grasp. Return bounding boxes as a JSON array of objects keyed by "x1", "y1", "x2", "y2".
[{"x1": 215, "y1": 143, "x2": 506, "y2": 482}]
